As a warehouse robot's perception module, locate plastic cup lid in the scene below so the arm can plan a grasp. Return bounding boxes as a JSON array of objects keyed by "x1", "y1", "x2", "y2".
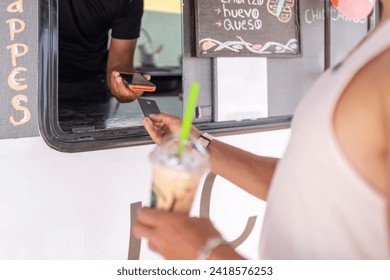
[{"x1": 330, "y1": 0, "x2": 376, "y2": 20}]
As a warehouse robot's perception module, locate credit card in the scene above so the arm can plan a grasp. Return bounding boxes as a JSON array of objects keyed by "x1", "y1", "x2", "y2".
[{"x1": 137, "y1": 98, "x2": 160, "y2": 117}]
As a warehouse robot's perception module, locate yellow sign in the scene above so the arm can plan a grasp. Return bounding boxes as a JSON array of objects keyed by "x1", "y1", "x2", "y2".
[{"x1": 144, "y1": 0, "x2": 181, "y2": 14}]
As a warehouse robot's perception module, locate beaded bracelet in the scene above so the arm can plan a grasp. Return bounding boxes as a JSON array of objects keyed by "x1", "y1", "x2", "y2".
[{"x1": 196, "y1": 236, "x2": 228, "y2": 260}]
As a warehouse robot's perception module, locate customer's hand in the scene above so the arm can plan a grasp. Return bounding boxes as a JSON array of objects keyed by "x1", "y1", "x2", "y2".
[
  {"x1": 110, "y1": 71, "x2": 150, "y2": 103},
  {"x1": 133, "y1": 208, "x2": 222, "y2": 260},
  {"x1": 143, "y1": 113, "x2": 202, "y2": 145}
]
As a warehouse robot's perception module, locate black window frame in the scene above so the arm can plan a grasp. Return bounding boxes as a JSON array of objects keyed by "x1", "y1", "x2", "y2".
[
  {"x1": 38, "y1": 0, "x2": 292, "y2": 153},
  {"x1": 38, "y1": 0, "x2": 167, "y2": 152},
  {"x1": 41, "y1": 0, "x2": 380, "y2": 153}
]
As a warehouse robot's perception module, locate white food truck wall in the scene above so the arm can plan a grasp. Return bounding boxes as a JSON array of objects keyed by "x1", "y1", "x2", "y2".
[
  {"x1": 0, "y1": 130, "x2": 290, "y2": 260},
  {"x1": 0, "y1": 0, "x2": 290, "y2": 260}
]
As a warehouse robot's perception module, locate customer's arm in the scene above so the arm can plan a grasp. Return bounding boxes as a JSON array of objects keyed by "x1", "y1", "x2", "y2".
[
  {"x1": 205, "y1": 137, "x2": 278, "y2": 201},
  {"x1": 387, "y1": 137, "x2": 390, "y2": 247},
  {"x1": 143, "y1": 113, "x2": 279, "y2": 201},
  {"x1": 385, "y1": 81, "x2": 390, "y2": 245}
]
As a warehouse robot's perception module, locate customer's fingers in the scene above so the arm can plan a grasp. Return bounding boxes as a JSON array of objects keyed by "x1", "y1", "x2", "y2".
[
  {"x1": 147, "y1": 113, "x2": 164, "y2": 124},
  {"x1": 148, "y1": 241, "x2": 159, "y2": 253},
  {"x1": 148, "y1": 112, "x2": 177, "y2": 124},
  {"x1": 149, "y1": 113, "x2": 183, "y2": 134},
  {"x1": 136, "y1": 208, "x2": 163, "y2": 227},
  {"x1": 132, "y1": 222, "x2": 154, "y2": 240},
  {"x1": 132, "y1": 223, "x2": 162, "y2": 256},
  {"x1": 143, "y1": 117, "x2": 163, "y2": 144}
]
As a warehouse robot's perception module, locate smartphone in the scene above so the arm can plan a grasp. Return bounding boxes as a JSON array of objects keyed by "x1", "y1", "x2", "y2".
[
  {"x1": 137, "y1": 98, "x2": 160, "y2": 117},
  {"x1": 120, "y1": 73, "x2": 156, "y2": 92}
]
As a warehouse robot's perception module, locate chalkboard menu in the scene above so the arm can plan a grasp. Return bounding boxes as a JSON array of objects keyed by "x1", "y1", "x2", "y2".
[{"x1": 195, "y1": 0, "x2": 301, "y2": 57}]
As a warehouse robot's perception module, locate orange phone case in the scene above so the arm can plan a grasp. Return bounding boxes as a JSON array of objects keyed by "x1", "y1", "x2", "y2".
[
  {"x1": 121, "y1": 73, "x2": 156, "y2": 92},
  {"x1": 128, "y1": 84, "x2": 156, "y2": 92}
]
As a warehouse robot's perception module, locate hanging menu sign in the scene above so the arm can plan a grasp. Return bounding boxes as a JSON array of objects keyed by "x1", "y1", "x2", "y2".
[{"x1": 195, "y1": 0, "x2": 300, "y2": 57}]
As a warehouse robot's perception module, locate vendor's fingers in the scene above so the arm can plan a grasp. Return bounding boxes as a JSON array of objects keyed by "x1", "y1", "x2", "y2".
[
  {"x1": 143, "y1": 74, "x2": 151, "y2": 81},
  {"x1": 110, "y1": 74, "x2": 117, "y2": 93},
  {"x1": 111, "y1": 75, "x2": 124, "y2": 100},
  {"x1": 116, "y1": 76, "x2": 127, "y2": 92},
  {"x1": 133, "y1": 90, "x2": 144, "y2": 99},
  {"x1": 111, "y1": 72, "x2": 139, "y2": 102},
  {"x1": 111, "y1": 71, "x2": 120, "y2": 86},
  {"x1": 112, "y1": 71, "x2": 121, "y2": 78},
  {"x1": 116, "y1": 78, "x2": 134, "y2": 101},
  {"x1": 111, "y1": 72, "x2": 122, "y2": 92}
]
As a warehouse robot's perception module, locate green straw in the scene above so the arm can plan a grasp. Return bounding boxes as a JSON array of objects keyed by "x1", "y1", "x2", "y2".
[{"x1": 177, "y1": 82, "x2": 200, "y2": 157}]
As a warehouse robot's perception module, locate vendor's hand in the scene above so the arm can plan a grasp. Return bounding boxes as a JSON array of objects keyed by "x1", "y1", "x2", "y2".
[
  {"x1": 132, "y1": 208, "x2": 222, "y2": 260},
  {"x1": 143, "y1": 113, "x2": 202, "y2": 145},
  {"x1": 110, "y1": 71, "x2": 151, "y2": 103}
]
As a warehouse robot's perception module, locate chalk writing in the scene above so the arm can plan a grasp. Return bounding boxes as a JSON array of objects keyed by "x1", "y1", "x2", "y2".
[
  {"x1": 10, "y1": 94, "x2": 31, "y2": 126},
  {"x1": 200, "y1": 36, "x2": 298, "y2": 54},
  {"x1": 8, "y1": 67, "x2": 28, "y2": 91},
  {"x1": 5, "y1": 0, "x2": 31, "y2": 126},
  {"x1": 7, "y1": 0, "x2": 23, "y2": 13},
  {"x1": 304, "y1": 8, "x2": 367, "y2": 25},
  {"x1": 195, "y1": 0, "x2": 300, "y2": 56},
  {"x1": 6, "y1": 18, "x2": 25, "y2": 40},
  {"x1": 220, "y1": 2, "x2": 263, "y2": 32},
  {"x1": 267, "y1": 0, "x2": 295, "y2": 23},
  {"x1": 7, "y1": 43, "x2": 29, "y2": 67}
]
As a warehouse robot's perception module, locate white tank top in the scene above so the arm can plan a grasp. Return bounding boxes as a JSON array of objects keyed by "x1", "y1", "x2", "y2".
[{"x1": 259, "y1": 19, "x2": 390, "y2": 259}]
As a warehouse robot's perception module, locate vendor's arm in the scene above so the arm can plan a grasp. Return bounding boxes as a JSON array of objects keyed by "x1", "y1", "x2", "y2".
[
  {"x1": 106, "y1": 38, "x2": 143, "y2": 102},
  {"x1": 143, "y1": 113, "x2": 278, "y2": 201}
]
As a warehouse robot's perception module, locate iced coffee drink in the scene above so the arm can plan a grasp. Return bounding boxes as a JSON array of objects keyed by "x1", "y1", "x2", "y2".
[{"x1": 150, "y1": 135, "x2": 209, "y2": 214}]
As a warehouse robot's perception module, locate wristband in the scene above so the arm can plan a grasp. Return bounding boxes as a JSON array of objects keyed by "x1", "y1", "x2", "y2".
[
  {"x1": 196, "y1": 236, "x2": 227, "y2": 260},
  {"x1": 198, "y1": 132, "x2": 214, "y2": 150}
]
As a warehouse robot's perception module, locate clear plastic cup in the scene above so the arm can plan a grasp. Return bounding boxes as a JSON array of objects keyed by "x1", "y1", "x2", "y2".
[{"x1": 150, "y1": 135, "x2": 209, "y2": 214}]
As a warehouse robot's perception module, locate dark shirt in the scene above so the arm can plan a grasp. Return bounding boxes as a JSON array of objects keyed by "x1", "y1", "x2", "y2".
[{"x1": 59, "y1": 0, "x2": 143, "y2": 83}]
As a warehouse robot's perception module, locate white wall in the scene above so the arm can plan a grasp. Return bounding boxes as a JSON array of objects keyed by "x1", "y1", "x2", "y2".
[{"x1": 0, "y1": 129, "x2": 290, "y2": 260}]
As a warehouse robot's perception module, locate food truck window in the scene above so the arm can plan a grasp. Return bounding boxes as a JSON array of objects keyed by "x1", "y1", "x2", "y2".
[
  {"x1": 39, "y1": 0, "x2": 184, "y2": 152},
  {"x1": 38, "y1": 0, "x2": 379, "y2": 153}
]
